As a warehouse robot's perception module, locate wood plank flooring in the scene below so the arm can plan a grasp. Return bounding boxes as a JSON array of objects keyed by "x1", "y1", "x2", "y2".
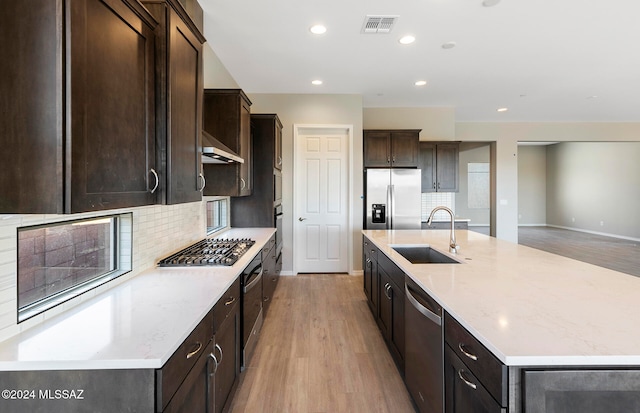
[
  {"x1": 229, "y1": 274, "x2": 416, "y2": 413},
  {"x1": 470, "y1": 226, "x2": 640, "y2": 277},
  {"x1": 518, "y1": 226, "x2": 640, "y2": 277}
]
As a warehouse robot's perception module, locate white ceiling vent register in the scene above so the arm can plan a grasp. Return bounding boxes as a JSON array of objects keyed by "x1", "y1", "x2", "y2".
[{"x1": 361, "y1": 15, "x2": 399, "y2": 34}]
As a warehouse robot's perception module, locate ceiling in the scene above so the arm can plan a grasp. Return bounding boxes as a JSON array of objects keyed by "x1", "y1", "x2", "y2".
[{"x1": 199, "y1": 0, "x2": 640, "y2": 122}]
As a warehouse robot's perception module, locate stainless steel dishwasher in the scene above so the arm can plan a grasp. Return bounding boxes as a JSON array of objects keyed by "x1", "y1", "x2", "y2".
[{"x1": 404, "y1": 275, "x2": 444, "y2": 413}]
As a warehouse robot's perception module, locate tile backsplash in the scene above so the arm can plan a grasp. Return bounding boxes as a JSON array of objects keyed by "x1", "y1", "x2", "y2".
[
  {"x1": 0, "y1": 202, "x2": 206, "y2": 342},
  {"x1": 421, "y1": 192, "x2": 456, "y2": 221}
]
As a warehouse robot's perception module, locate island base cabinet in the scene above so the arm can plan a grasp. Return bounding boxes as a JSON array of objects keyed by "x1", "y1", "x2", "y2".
[
  {"x1": 0, "y1": 369, "x2": 155, "y2": 413},
  {"x1": 522, "y1": 369, "x2": 640, "y2": 413},
  {"x1": 444, "y1": 346, "x2": 506, "y2": 413}
]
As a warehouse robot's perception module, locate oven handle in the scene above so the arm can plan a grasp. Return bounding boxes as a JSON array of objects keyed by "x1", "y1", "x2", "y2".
[{"x1": 244, "y1": 266, "x2": 263, "y2": 293}]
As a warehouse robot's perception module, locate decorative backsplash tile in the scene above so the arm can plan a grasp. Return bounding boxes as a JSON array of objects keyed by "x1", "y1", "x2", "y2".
[{"x1": 422, "y1": 192, "x2": 456, "y2": 221}]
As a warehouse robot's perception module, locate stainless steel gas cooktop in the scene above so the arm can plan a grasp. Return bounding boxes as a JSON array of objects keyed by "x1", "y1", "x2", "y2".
[{"x1": 157, "y1": 238, "x2": 255, "y2": 267}]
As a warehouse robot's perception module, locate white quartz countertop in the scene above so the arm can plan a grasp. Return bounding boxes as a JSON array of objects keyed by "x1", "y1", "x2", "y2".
[
  {"x1": 363, "y1": 229, "x2": 640, "y2": 367},
  {"x1": 0, "y1": 228, "x2": 275, "y2": 371}
]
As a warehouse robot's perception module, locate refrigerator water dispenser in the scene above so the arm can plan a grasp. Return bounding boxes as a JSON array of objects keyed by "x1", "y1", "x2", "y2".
[{"x1": 372, "y1": 204, "x2": 386, "y2": 223}]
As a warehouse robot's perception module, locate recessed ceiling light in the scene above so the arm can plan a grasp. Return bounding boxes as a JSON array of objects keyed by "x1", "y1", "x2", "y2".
[
  {"x1": 497, "y1": 107, "x2": 508, "y2": 112},
  {"x1": 441, "y1": 41, "x2": 456, "y2": 49},
  {"x1": 415, "y1": 80, "x2": 427, "y2": 86},
  {"x1": 311, "y1": 79, "x2": 323, "y2": 85},
  {"x1": 399, "y1": 35, "x2": 416, "y2": 45},
  {"x1": 310, "y1": 25, "x2": 327, "y2": 35},
  {"x1": 482, "y1": 0, "x2": 501, "y2": 7}
]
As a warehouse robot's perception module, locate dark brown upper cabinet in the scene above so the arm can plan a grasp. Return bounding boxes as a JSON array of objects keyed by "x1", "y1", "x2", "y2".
[
  {"x1": 230, "y1": 114, "x2": 282, "y2": 227},
  {"x1": 142, "y1": 0, "x2": 206, "y2": 205},
  {"x1": 202, "y1": 89, "x2": 253, "y2": 197},
  {"x1": 363, "y1": 130, "x2": 420, "y2": 168},
  {"x1": 0, "y1": 0, "x2": 158, "y2": 214},
  {"x1": 418, "y1": 142, "x2": 460, "y2": 193}
]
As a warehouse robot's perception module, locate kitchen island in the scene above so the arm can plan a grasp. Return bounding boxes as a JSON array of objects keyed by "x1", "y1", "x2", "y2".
[
  {"x1": 363, "y1": 229, "x2": 640, "y2": 412},
  {"x1": 0, "y1": 228, "x2": 275, "y2": 413}
]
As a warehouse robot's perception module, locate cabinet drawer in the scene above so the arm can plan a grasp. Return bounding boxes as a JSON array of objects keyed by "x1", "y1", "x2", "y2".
[
  {"x1": 261, "y1": 234, "x2": 276, "y2": 258},
  {"x1": 377, "y1": 251, "x2": 403, "y2": 289},
  {"x1": 157, "y1": 309, "x2": 214, "y2": 411},
  {"x1": 214, "y1": 277, "x2": 241, "y2": 332},
  {"x1": 444, "y1": 312, "x2": 507, "y2": 406}
]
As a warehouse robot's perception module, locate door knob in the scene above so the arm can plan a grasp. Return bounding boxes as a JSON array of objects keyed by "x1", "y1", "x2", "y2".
[{"x1": 298, "y1": 217, "x2": 307, "y2": 221}]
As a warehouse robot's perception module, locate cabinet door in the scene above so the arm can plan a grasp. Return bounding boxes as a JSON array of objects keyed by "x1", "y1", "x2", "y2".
[
  {"x1": 163, "y1": 344, "x2": 213, "y2": 413},
  {"x1": 0, "y1": 1, "x2": 63, "y2": 213},
  {"x1": 238, "y1": 98, "x2": 252, "y2": 195},
  {"x1": 418, "y1": 143, "x2": 437, "y2": 193},
  {"x1": 444, "y1": 346, "x2": 505, "y2": 413},
  {"x1": 391, "y1": 131, "x2": 419, "y2": 167},
  {"x1": 213, "y1": 309, "x2": 240, "y2": 413},
  {"x1": 364, "y1": 131, "x2": 391, "y2": 167},
  {"x1": 166, "y1": 4, "x2": 204, "y2": 204},
  {"x1": 436, "y1": 143, "x2": 459, "y2": 192},
  {"x1": 69, "y1": 0, "x2": 158, "y2": 212},
  {"x1": 378, "y1": 267, "x2": 404, "y2": 370}
]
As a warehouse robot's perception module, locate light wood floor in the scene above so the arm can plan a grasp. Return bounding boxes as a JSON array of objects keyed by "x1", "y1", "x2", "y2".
[{"x1": 229, "y1": 274, "x2": 416, "y2": 413}]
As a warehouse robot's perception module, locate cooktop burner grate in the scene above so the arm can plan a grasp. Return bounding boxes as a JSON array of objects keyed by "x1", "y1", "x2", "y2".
[{"x1": 158, "y1": 238, "x2": 255, "y2": 267}]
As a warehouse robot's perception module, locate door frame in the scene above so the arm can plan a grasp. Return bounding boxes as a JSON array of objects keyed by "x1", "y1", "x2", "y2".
[{"x1": 293, "y1": 124, "x2": 354, "y2": 275}]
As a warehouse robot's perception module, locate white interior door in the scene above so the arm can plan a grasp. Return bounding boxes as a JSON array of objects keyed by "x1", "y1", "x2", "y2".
[{"x1": 295, "y1": 126, "x2": 349, "y2": 273}]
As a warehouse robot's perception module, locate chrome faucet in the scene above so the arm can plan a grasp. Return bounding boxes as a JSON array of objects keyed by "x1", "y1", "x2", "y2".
[{"x1": 426, "y1": 206, "x2": 459, "y2": 253}]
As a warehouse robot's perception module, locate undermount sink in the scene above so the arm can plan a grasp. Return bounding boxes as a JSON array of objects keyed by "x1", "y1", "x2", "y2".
[{"x1": 392, "y1": 246, "x2": 460, "y2": 264}]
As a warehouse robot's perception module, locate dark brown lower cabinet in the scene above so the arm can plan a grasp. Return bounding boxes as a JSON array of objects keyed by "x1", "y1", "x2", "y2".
[
  {"x1": 363, "y1": 236, "x2": 379, "y2": 317},
  {"x1": 262, "y1": 236, "x2": 280, "y2": 316},
  {"x1": 444, "y1": 345, "x2": 505, "y2": 413},
  {"x1": 377, "y1": 258, "x2": 405, "y2": 373},
  {"x1": 162, "y1": 342, "x2": 213, "y2": 413},
  {"x1": 212, "y1": 304, "x2": 240, "y2": 413}
]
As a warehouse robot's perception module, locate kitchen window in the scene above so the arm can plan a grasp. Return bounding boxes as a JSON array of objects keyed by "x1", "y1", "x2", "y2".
[
  {"x1": 17, "y1": 214, "x2": 132, "y2": 322},
  {"x1": 206, "y1": 198, "x2": 229, "y2": 235}
]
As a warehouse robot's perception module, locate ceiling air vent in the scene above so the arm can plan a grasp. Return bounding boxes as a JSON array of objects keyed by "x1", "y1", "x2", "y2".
[{"x1": 361, "y1": 15, "x2": 399, "y2": 34}]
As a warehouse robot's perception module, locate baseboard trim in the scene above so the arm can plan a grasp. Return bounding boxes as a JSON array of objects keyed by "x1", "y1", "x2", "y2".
[{"x1": 544, "y1": 225, "x2": 640, "y2": 243}]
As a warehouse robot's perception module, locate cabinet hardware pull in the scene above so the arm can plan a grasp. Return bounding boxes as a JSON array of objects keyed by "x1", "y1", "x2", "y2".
[
  {"x1": 215, "y1": 343, "x2": 223, "y2": 363},
  {"x1": 392, "y1": 155, "x2": 396, "y2": 163},
  {"x1": 240, "y1": 178, "x2": 246, "y2": 190},
  {"x1": 437, "y1": 182, "x2": 441, "y2": 189},
  {"x1": 264, "y1": 296, "x2": 270, "y2": 302},
  {"x1": 458, "y1": 343, "x2": 478, "y2": 361},
  {"x1": 387, "y1": 156, "x2": 390, "y2": 163},
  {"x1": 209, "y1": 352, "x2": 219, "y2": 376},
  {"x1": 149, "y1": 168, "x2": 159, "y2": 194},
  {"x1": 278, "y1": 156, "x2": 282, "y2": 166},
  {"x1": 224, "y1": 296, "x2": 236, "y2": 306},
  {"x1": 457, "y1": 369, "x2": 477, "y2": 390},
  {"x1": 384, "y1": 283, "x2": 392, "y2": 300},
  {"x1": 199, "y1": 173, "x2": 206, "y2": 192},
  {"x1": 272, "y1": 277, "x2": 277, "y2": 282},
  {"x1": 186, "y1": 341, "x2": 203, "y2": 359},
  {"x1": 433, "y1": 182, "x2": 436, "y2": 189}
]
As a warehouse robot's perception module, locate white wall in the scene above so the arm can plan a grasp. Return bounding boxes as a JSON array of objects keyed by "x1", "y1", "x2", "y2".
[
  {"x1": 517, "y1": 146, "x2": 547, "y2": 226},
  {"x1": 456, "y1": 122, "x2": 640, "y2": 242},
  {"x1": 363, "y1": 107, "x2": 456, "y2": 141},
  {"x1": 247, "y1": 94, "x2": 364, "y2": 274},
  {"x1": 546, "y1": 142, "x2": 640, "y2": 239}
]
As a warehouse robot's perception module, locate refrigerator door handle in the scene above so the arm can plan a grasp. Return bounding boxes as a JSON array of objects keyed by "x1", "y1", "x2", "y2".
[{"x1": 388, "y1": 184, "x2": 394, "y2": 229}]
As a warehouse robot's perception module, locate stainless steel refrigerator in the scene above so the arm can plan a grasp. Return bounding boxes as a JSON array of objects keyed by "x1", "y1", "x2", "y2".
[{"x1": 365, "y1": 169, "x2": 422, "y2": 229}]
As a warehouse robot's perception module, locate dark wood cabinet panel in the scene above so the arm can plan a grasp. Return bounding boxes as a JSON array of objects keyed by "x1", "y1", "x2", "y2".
[
  {"x1": 213, "y1": 304, "x2": 240, "y2": 413},
  {"x1": 444, "y1": 345, "x2": 506, "y2": 413},
  {"x1": 1, "y1": 0, "x2": 158, "y2": 213},
  {"x1": 202, "y1": 89, "x2": 252, "y2": 197},
  {"x1": 377, "y1": 252, "x2": 405, "y2": 373},
  {"x1": 162, "y1": 343, "x2": 213, "y2": 413},
  {"x1": 419, "y1": 142, "x2": 460, "y2": 192},
  {"x1": 363, "y1": 236, "x2": 379, "y2": 318},
  {"x1": 230, "y1": 114, "x2": 282, "y2": 227},
  {"x1": 143, "y1": 0, "x2": 205, "y2": 205},
  {"x1": 363, "y1": 130, "x2": 420, "y2": 168},
  {"x1": 262, "y1": 235, "x2": 279, "y2": 316}
]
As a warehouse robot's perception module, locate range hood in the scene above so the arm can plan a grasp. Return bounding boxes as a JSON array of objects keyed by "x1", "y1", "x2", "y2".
[{"x1": 201, "y1": 130, "x2": 244, "y2": 164}]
